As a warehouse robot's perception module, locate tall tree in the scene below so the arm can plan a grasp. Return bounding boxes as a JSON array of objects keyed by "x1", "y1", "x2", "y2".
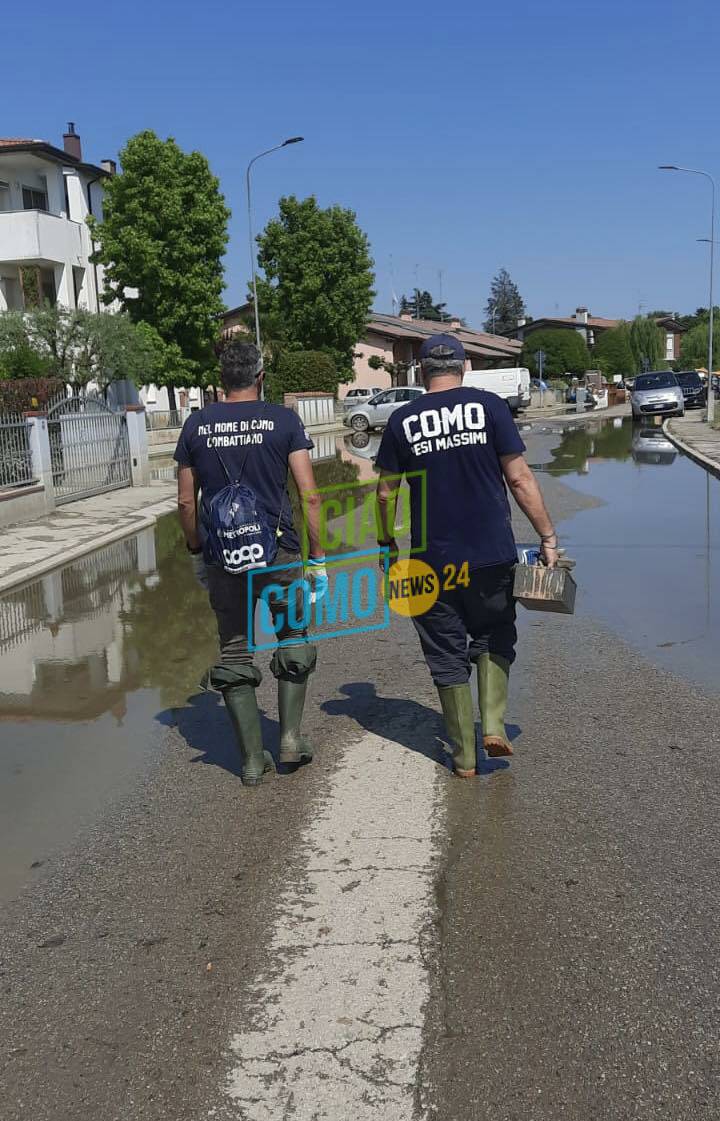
[
  {"x1": 255, "y1": 195, "x2": 375, "y2": 380},
  {"x1": 679, "y1": 319, "x2": 720, "y2": 371},
  {"x1": 593, "y1": 322, "x2": 635, "y2": 380},
  {"x1": 398, "y1": 289, "x2": 449, "y2": 322},
  {"x1": 89, "y1": 130, "x2": 229, "y2": 408},
  {"x1": 484, "y1": 268, "x2": 525, "y2": 335},
  {"x1": 520, "y1": 328, "x2": 590, "y2": 377},
  {"x1": 629, "y1": 316, "x2": 665, "y2": 372}
]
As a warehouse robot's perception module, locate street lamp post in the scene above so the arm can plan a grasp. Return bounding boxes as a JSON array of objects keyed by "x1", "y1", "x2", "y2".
[
  {"x1": 658, "y1": 165, "x2": 716, "y2": 423},
  {"x1": 246, "y1": 137, "x2": 304, "y2": 356}
]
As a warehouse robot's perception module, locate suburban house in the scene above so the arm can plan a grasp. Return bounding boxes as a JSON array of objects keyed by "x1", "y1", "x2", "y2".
[
  {"x1": 221, "y1": 305, "x2": 523, "y2": 398},
  {"x1": 0, "y1": 124, "x2": 202, "y2": 415},
  {"x1": 515, "y1": 307, "x2": 685, "y2": 363},
  {"x1": 0, "y1": 125, "x2": 113, "y2": 314},
  {"x1": 350, "y1": 312, "x2": 523, "y2": 397}
]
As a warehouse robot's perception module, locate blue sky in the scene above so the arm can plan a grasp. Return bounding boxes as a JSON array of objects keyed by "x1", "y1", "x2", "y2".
[{"x1": 6, "y1": 0, "x2": 720, "y2": 326}]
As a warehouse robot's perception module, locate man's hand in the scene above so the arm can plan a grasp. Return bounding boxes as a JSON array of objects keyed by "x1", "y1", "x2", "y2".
[
  {"x1": 190, "y1": 551, "x2": 209, "y2": 589},
  {"x1": 305, "y1": 556, "x2": 329, "y2": 603},
  {"x1": 377, "y1": 538, "x2": 399, "y2": 570}
]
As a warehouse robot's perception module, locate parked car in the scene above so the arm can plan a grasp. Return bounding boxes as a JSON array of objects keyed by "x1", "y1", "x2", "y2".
[
  {"x1": 342, "y1": 386, "x2": 384, "y2": 411},
  {"x1": 674, "y1": 370, "x2": 706, "y2": 408},
  {"x1": 630, "y1": 371, "x2": 684, "y2": 419},
  {"x1": 342, "y1": 386, "x2": 425, "y2": 431}
]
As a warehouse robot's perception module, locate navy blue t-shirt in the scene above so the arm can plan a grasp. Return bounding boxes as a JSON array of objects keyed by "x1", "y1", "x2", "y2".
[
  {"x1": 375, "y1": 387, "x2": 525, "y2": 569},
  {"x1": 174, "y1": 402, "x2": 313, "y2": 553}
]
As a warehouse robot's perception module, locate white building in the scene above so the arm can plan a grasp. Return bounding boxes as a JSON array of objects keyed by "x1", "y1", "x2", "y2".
[{"x1": 0, "y1": 124, "x2": 114, "y2": 315}]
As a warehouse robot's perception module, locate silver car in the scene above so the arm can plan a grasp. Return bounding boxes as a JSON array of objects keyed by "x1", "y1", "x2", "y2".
[
  {"x1": 630, "y1": 371, "x2": 684, "y2": 420},
  {"x1": 342, "y1": 386, "x2": 425, "y2": 431},
  {"x1": 342, "y1": 386, "x2": 383, "y2": 412}
]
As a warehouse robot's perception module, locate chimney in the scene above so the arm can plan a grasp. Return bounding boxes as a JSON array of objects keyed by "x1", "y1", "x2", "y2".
[
  {"x1": 100, "y1": 159, "x2": 117, "y2": 175},
  {"x1": 517, "y1": 317, "x2": 526, "y2": 328},
  {"x1": 400, "y1": 312, "x2": 413, "y2": 321},
  {"x1": 63, "y1": 122, "x2": 82, "y2": 161},
  {"x1": 575, "y1": 306, "x2": 589, "y2": 324},
  {"x1": 449, "y1": 317, "x2": 462, "y2": 330}
]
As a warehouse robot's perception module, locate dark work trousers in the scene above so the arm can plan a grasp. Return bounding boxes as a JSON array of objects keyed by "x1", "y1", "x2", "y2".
[
  {"x1": 411, "y1": 561, "x2": 517, "y2": 687},
  {"x1": 205, "y1": 548, "x2": 317, "y2": 689}
]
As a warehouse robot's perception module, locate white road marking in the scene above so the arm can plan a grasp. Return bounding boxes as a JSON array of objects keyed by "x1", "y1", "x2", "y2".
[{"x1": 223, "y1": 731, "x2": 442, "y2": 1119}]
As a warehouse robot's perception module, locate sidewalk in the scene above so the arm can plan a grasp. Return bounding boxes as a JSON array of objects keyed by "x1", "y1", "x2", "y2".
[
  {"x1": 665, "y1": 411, "x2": 720, "y2": 477},
  {"x1": 0, "y1": 482, "x2": 176, "y2": 594}
]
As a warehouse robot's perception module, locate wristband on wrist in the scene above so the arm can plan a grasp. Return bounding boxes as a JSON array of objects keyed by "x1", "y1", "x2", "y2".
[
  {"x1": 186, "y1": 542, "x2": 203, "y2": 555},
  {"x1": 541, "y1": 532, "x2": 557, "y2": 543},
  {"x1": 377, "y1": 537, "x2": 397, "y2": 546}
]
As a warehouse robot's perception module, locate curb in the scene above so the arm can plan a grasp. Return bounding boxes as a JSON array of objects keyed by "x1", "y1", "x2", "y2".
[
  {"x1": 663, "y1": 419, "x2": 720, "y2": 480},
  {"x1": 0, "y1": 496, "x2": 176, "y2": 596}
]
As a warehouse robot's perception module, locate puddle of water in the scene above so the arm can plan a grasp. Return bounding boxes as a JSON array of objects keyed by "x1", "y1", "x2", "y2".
[
  {"x1": 0, "y1": 442, "x2": 378, "y2": 900},
  {"x1": 2, "y1": 422, "x2": 715, "y2": 897},
  {"x1": 538, "y1": 417, "x2": 719, "y2": 690}
]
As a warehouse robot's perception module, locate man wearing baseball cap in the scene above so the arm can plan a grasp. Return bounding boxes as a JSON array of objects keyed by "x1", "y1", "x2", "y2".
[{"x1": 375, "y1": 333, "x2": 558, "y2": 776}]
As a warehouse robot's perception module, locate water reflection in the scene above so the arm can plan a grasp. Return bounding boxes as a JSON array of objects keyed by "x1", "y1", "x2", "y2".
[
  {"x1": 530, "y1": 416, "x2": 635, "y2": 476},
  {"x1": 631, "y1": 427, "x2": 677, "y2": 466},
  {"x1": 0, "y1": 519, "x2": 218, "y2": 721}
]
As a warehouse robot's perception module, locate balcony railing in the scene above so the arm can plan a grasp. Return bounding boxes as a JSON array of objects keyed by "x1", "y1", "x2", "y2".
[{"x1": 0, "y1": 209, "x2": 85, "y2": 264}]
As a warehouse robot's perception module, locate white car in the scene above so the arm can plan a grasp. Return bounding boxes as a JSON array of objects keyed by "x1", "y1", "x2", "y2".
[
  {"x1": 342, "y1": 386, "x2": 384, "y2": 412},
  {"x1": 342, "y1": 387, "x2": 425, "y2": 431}
]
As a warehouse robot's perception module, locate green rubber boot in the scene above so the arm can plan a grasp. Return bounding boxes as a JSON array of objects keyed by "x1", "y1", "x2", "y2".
[
  {"x1": 278, "y1": 679, "x2": 314, "y2": 765},
  {"x1": 223, "y1": 684, "x2": 274, "y2": 786},
  {"x1": 477, "y1": 654, "x2": 513, "y2": 757},
  {"x1": 437, "y1": 683, "x2": 477, "y2": 778}
]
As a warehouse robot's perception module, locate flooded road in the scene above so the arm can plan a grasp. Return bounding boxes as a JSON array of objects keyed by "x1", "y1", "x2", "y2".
[
  {"x1": 1, "y1": 417, "x2": 717, "y2": 900},
  {"x1": 526, "y1": 415, "x2": 719, "y2": 690}
]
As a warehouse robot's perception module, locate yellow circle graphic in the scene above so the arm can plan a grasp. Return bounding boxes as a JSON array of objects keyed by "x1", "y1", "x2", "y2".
[{"x1": 387, "y1": 558, "x2": 439, "y2": 617}]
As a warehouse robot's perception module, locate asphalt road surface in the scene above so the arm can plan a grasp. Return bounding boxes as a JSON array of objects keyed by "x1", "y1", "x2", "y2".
[{"x1": 1, "y1": 419, "x2": 719, "y2": 1120}]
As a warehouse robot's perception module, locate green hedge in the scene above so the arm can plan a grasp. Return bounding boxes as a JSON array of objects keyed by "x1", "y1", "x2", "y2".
[
  {"x1": 0, "y1": 377, "x2": 65, "y2": 413},
  {"x1": 266, "y1": 350, "x2": 339, "y2": 404}
]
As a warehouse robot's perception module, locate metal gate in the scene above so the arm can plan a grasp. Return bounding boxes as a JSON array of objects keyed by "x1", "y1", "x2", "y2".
[{"x1": 48, "y1": 395, "x2": 131, "y2": 504}]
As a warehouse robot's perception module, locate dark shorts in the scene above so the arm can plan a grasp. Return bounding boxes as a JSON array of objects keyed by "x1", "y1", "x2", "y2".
[
  {"x1": 411, "y1": 561, "x2": 517, "y2": 687},
  {"x1": 206, "y1": 549, "x2": 316, "y2": 679}
]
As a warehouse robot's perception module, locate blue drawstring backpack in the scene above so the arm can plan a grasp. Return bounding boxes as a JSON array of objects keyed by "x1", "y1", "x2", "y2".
[{"x1": 200, "y1": 409, "x2": 285, "y2": 576}]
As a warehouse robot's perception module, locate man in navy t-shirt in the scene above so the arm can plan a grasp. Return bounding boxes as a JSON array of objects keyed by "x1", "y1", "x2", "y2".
[
  {"x1": 376, "y1": 334, "x2": 559, "y2": 776},
  {"x1": 174, "y1": 340, "x2": 326, "y2": 787}
]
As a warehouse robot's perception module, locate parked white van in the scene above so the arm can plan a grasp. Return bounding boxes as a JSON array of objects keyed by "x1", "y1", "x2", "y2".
[{"x1": 462, "y1": 367, "x2": 531, "y2": 414}]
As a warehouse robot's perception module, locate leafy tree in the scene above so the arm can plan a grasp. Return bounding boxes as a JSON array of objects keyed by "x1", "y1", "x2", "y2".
[
  {"x1": 521, "y1": 328, "x2": 590, "y2": 376},
  {"x1": 255, "y1": 195, "x2": 375, "y2": 381},
  {"x1": 0, "y1": 307, "x2": 161, "y2": 389},
  {"x1": 592, "y1": 322, "x2": 635, "y2": 379},
  {"x1": 484, "y1": 268, "x2": 525, "y2": 335},
  {"x1": 399, "y1": 289, "x2": 450, "y2": 322},
  {"x1": 266, "y1": 350, "x2": 340, "y2": 404},
  {"x1": 679, "y1": 319, "x2": 720, "y2": 370},
  {"x1": 629, "y1": 315, "x2": 665, "y2": 372},
  {"x1": 89, "y1": 130, "x2": 230, "y2": 407}
]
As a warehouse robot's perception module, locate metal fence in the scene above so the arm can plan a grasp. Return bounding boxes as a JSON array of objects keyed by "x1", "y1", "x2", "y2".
[
  {"x1": 48, "y1": 394, "x2": 131, "y2": 504},
  {"x1": 0, "y1": 412, "x2": 35, "y2": 491},
  {"x1": 146, "y1": 409, "x2": 184, "y2": 431}
]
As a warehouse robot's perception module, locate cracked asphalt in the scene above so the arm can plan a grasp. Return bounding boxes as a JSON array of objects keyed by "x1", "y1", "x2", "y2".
[{"x1": 1, "y1": 422, "x2": 719, "y2": 1119}]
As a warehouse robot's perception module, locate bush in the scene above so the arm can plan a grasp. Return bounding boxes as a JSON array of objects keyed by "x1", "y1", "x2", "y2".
[
  {"x1": 0, "y1": 377, "x2": 65, "y2": 412},
  {"x1": 548, "y1": 378, "x2": 569, "y2": 394},
  {"x1": 266, "y1": 350, "x2": 340, "y2": 403},
  {"x1": 0, "y1": 343, "x2": 52, "y2": 381}
]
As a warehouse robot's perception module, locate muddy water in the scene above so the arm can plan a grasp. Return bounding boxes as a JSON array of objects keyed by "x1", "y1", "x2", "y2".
[
  {"x1": 528, "y1": 415, "x2": 720, "y2": 690},
  {"x1": 1, "y1": 421, "x2": 717, "y2": 900}
]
